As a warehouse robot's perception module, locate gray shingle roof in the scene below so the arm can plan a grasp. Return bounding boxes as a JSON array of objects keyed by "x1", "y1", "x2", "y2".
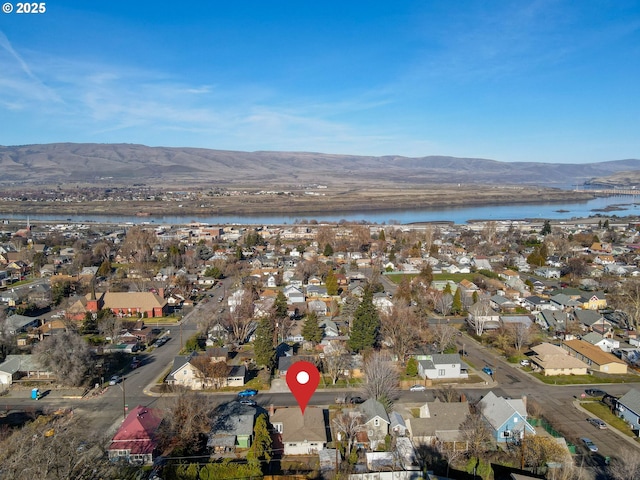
[
  {"x1": 479, "y1": 391, "x2": 528, "y2": 431},
  {"x1": 359, "y1": 398, "x2": 390, "y2": 425},
  {"x1": 618, "y1": 389, "x2": 640, "y2": 416}
]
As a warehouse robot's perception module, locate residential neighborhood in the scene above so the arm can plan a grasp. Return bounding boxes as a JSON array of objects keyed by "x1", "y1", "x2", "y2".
[{"x1": 1, "y1": 217, "x2": 640, "y2": 479}]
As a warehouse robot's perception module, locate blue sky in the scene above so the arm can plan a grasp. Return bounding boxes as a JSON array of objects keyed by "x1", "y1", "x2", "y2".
[{"x1": 1, "y1": 1, "x2": 639, "y2": 163}]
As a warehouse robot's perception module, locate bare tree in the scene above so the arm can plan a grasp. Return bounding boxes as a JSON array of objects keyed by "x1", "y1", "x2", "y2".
[
  {"x1": 434, "y1": 292, "x2": 453, "y2": 316},
  {"x1": 225, "y1": 288, "x2": 258, "y2": 344},
  {"x1": 362, "y1": 351, "x2": 400, "y2": 411},
  {"x1": 468, "y1": 299, "x2": 495, "y2": 336},
  {"x1": 98, "y1": 313, "x2": 123, "y2": 344},
  {"x1": 322, "y1": 343, "x2": 350, "y2": 384},
  {"x1": 0, "y1": 415, "x2": 133, "y2": 480},
  {"x1": 431, "y1": 322, "x2": 457, "y2": 354},
  {"x1": 190, "y1": 355, "x2": 231, "y2": 389},
  {"x1": 380, "y1": 304, "x2": 425, "y2": 363},
  {"x1": 332, "y1": 411, "x2": 364, "y2": 458},
  {"x1": 460, "y1": 412, "x2": 492, "y2": 461},
  {"x1": 436, "y1": 438, "x2": 467, "y2": 478},
  {"x1": 157, "y1": 389, "x2": 214, "y2": 455},
  {"x1": 610, "y1": 278, "x2": 640, "y2": 330},
  {"x1": 608, "y1": 448, "x2": 640, "y2": 480},
  {"x1": 34, "y1": 331, "x2": 93, "y2": 387},
  {"x1": 435, "y1": 385, "x2": 461, "y2": 403},
  {"x1": 507, "y1": 322, "x2": 532, "y2": 352}
]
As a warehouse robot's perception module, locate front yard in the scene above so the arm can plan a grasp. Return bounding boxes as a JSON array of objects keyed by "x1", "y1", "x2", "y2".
[{"x1": 580, "y1": 400, "x2": 639, "y2": 440}]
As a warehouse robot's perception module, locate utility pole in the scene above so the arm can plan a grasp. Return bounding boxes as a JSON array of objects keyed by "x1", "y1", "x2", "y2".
[{"x1": 120, "y1": 376, "x2": 127, "y2": 421}]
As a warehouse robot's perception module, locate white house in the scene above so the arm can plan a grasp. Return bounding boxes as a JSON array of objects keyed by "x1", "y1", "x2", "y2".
[{"x1": 417, "y1": 354, "x2": 467, "y2": 380}]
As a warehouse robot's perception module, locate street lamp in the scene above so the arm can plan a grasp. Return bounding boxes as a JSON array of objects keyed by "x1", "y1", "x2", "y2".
[{"x1": 116, "y1": 376, "x2": 127, "y2": 421}]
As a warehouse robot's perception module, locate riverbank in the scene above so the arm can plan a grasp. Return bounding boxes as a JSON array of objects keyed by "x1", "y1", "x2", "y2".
[{"x1": 0, "y1": 185, "x2": 594, "y2": 217}]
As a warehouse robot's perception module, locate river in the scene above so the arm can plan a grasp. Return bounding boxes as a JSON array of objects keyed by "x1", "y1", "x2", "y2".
[{"x1": 1, "y1": 195, "x2": 638, "y2": 225}]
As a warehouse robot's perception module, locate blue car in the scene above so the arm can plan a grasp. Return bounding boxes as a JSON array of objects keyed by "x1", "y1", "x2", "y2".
[
  {"x1": 237, "y1": 389, "x2": 258, "y2": 397},
  {"x1": 482, "y1": 366, "x2": 494, "y2": 376}
]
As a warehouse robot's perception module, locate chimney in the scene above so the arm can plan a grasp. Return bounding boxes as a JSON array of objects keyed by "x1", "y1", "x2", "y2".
[
  {"x1": 522, "y1": 394, "x2": 528, "y2": 414},
  {"x1": 269, "y1": 404, "x2": 275, "y2": 417}
]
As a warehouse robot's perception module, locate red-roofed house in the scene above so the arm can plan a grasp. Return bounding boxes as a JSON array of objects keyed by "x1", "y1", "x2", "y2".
[{"x1": 108, "y1": 405, "x2": 163, "y2": 465}]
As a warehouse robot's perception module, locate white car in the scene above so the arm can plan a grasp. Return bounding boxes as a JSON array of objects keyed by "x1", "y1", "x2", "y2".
[
  {"x1": 520, "y1": 359, "x2": 530, "y2": 366},
  {"x1": 109, "y1": 375, "x2": 121, "y2": 386},
  {"x1": 409, "y1": 384, "x2": 427, "y2": 392}
]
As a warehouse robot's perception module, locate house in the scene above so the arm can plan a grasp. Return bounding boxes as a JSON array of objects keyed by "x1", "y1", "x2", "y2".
[
  {"x1": 84, "y1": 291, "x2": 168, "y2": 318},
  {"x1": 4, "y1": 314, "x2": 40, "y2": 335},
  {"x1": 549, "y1": 294, "x2": 580, "y2": 310},
  {"x1": 534, "y1": 267, "x2": 560, "y2": 279},
  {"x1": 308, "y1": 299, "x2": 328, "y2": 316},
  {"x1": 389, "y1": 411, "x2": 408, "y2": 437},
  {"x1": 0, "y1": 354, "x2": 52, "y2": 384},
  {"x1": 579, "y1": 292, "x2": 607, "y2": 310},
  {"x1": 616, "y1": 389, "x2": 640, "y2": 436},
  {"x1": 284, "y1": 285, "x2": 305, "y2": 304},
  {"x1": 270, "y1": 406, "x2": 327, "y2": 455},
  {"x1": 562, "y1": 339, "x2": 628, "y2": 374},
  {"x1": 490, "y1": 295, "x2": 517, "y2": 312},
  {"x1": 467, "y1": 302, "x2": 500, "y2": 334},
  {"x1": 207, "y1": 401, "x2": 258, "y2": 453},
  {"x1": 528, "y1": 343, "x2": 589, "y2": 376},
  {"x1": 573, "y1": 310, "x2": 613, "y2": 336},
  {"x1": 581, "y1": 332, "x2": 619, "y2": 353},
  {"x1": 358, "y1": 399, "x2": 390, "y2": 450},
  {"x1": 108, "y1": 405, "x2": 163, "y2": 465},
  {"x1": 479, "y1": 392, "x2": 535, "y2": 443},
  {"x1": 417, "y1": 354, "x2": 467, "y2": 380},
  {"x1": 406, "y1": 400, "x2": 470, "y2": 447},
  {"x1": 165, "y1": 354, "x2": 245, "y2": 389},
  {"x1": 536, "y1": 310, "x2": 567, "y2": 331}
]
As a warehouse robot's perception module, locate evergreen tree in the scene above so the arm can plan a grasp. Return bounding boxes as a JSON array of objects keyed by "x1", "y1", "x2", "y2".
[
  {"x1": 378, "y1": 229, "x2": 386, "y2": 242},
  {"x1": 541, "y1": 220, "x2": 552, "y2": 235},
  {"x1": 273, "y1": 291, "x2": 288, "y2": 319},
  {"x1": 302, "y1": 312, "x2": 323, "y2": 344},
  {"x1": 248, "y1": 413, "x2": 272, "y2": 467},
  {"x1": 347, "y1": 288, "x2": 380, "y2": 353},
  {"x1": 97, "y1": 259, "x2": 112, "y2": 277},
  {"x1": 254, "y1": 317, "x2": 276, "y2": 370},
  {"x1": 323, "y1": 243, "x2": 334, "y2": 256},
  {"x1": 451, "y1": 287, "x2": 463, "y2": 315},
  {"x1": 405, "y1": 357, "x2": 418, "y2": 377},
  {"x1": 325, "y1": 269, "x2": 339, "y2": 295},
  {"x1": 443, "y1": 282, "x2": 453, "y2": 296},
  {"x1": 472, "y1": 291, "x2": 479, "y2": 304}
]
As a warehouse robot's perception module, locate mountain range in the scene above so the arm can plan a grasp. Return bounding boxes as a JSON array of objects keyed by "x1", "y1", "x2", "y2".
[{"x1": 1, "y1": 143, "x2": 638, "y2": 187}]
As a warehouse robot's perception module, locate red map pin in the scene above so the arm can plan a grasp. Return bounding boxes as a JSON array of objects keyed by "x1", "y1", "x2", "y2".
[{"x1": 286, "y1": 361, "x2": 320, "y2": 414}]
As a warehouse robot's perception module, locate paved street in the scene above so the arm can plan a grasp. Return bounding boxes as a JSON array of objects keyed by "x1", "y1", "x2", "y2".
[{"x1": 2, "y1": 302, "x2": 639, "y2": 480}]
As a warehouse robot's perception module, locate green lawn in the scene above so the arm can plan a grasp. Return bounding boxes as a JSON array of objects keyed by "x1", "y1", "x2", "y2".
[
  {"x1": 532, "y1": 372, "x2": 640, "y2": 385},
  {"x1": 580, "y1": 401, "x2": 638, "y2": 439}
]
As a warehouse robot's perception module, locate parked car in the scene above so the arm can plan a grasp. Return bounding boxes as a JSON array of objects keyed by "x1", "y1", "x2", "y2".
[
  {"x1": 587, "y1": 418, "x2": 607, "y2": 429},
  {"x1": 585, "y1": 389, "x2": 606, "y2": 397},
  {"x1": 520, "y1": 359, "x2": 530, "y2": 366},
  {"x1": 131, "y1": 358, "x2": 140, "y2": 369},
  {"x1": 409, "y1": 384, "x2": 427, "y2": 392},
  {"x1": 237, "y1": 389, "x2": 258, "y2": 397},
  {"x1": 581, "y1": 437, "x2": 598, "y2": 453},
  {"x1": 239, "y1": 399, "x2": 257, "y2": 406},
  {"x1": 349, "y1": 396, "x2": 365, "y2": 404},
  {"x1": 482, "y1": 366, "x2": 494, "y2": 376},
  {"x1": 109, "y1": 375, "x2": 121, "y2": 386}
]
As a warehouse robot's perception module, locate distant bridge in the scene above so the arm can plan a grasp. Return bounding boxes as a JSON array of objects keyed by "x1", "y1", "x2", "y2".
[{"x1": 574, "y1": 188, "x2": 640, "y2": 196}]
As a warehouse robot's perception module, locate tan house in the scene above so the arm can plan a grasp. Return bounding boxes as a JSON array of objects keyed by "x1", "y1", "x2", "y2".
[
  {"x1": 529, "y1": 343, "x2": 589, "y2": 376},
  {"x1": 562, "y1": 339, "x2": 627, "y2": 374},
  {"x1": 270, "y1": 407, "x2": 327, "y2": 455}
]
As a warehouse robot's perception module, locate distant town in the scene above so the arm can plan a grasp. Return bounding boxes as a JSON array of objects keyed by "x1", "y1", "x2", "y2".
[{"x1": 1, "y1": 217, "x2": 640, "y2": 480}]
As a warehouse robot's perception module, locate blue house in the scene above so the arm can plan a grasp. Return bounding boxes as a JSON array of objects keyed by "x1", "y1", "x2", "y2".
[
  {"x1": 479, "y1": 391, "x2": 535, "y2": 443},
  {"x1": 616, "y1": 389, "x2": 640, "y2": 435}
]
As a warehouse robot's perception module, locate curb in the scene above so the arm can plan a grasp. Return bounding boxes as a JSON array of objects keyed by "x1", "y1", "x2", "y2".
[{"x1": 572, "y1": 400, "x2": 640, "y2": 449}]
